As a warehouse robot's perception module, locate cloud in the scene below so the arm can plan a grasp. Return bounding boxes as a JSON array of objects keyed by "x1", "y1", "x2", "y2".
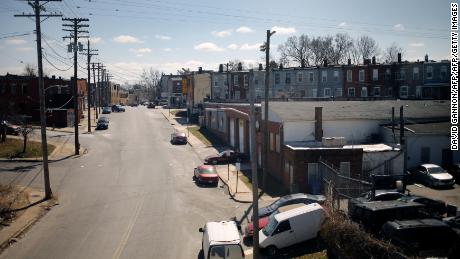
[
  {"x1": 393, "y1": 24, "x2": 405, "y2": 31},
  {"x1": 271, "y1": 26, "x2": 296, "y2": 35},
  {"x1": 212, "y1": 30, "x2": 232, "y2": 37},
  {"x1": 6, "y1": 38, "x2": 27, "y2": 45},
  {"x1": 16, "y1": 47, "x2": 33, "y2": 52},
  {"x1": 113, "y1": 35, "x2": 143, "y2": 44},
  {"x1": 236, "y1": 26, "x2": 254, "y2": 33},
  {"x1": 163, "y1": 48, "x2": 172, "y2": 52},
  {"x1": 240, "y1": 43, "x2": 261, "y2": 50},
  {"x1": 155, "y1": 34, "x2": 171, "y2": 40},
  {"x1": 194, "y1": 42, "x2": 224, "y2": 52},
  {"x1": 130, "y1": 48, "x2": 152, "y2": 54},
  {"x1": 338, "y1": 22, "x2": 347, "y2": 28},
  {"x1": 408, "y1": 42, "x2": 424, "y2": 47},
  {"x1": 227, "y1": 44, "x2": 238, "y2": 50},
  {"x1": 136, "y1": 54, "x2": 143, "y2": 57},
  {"x1": 89, "y1": 37, "x2": 103, "y2": 44}
]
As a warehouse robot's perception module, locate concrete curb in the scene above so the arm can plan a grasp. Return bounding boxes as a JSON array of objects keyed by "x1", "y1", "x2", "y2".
[
  {"x1": 218, "y1": 174, "x2": 252, "y2": 204},
  {"x1": 0, "y1": 147, "x2": 87, "y2": 163}
]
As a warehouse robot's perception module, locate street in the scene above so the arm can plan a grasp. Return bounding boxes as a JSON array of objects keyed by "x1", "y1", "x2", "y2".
[{"x1": 0, "y1": 106, "x2": 250, "y2": 259}]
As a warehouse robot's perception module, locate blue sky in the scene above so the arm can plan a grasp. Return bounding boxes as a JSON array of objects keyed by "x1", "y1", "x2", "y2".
[{"x1": 0, "y1": 0, "x2": 452, "y2": 84}]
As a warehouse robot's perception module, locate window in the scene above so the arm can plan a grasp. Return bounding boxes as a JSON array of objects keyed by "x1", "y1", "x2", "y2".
[
  {"x1": 309, "y1": 72, "x2": 314, "y2": 82},
  {"x1": 254, "y1": 76, "x2": 259, "y2": 85},
  {"x1": 297, "y1": 72, "x2": 302, "y2": 82},
  {"x1": 214, "y1": 80, "x2": 219, "y2": 87},
  {"x1": 373, "y1": 87, "x2": 380, "y2": 96},
  {"x1": 285, "y1": 73, "x2": 291, "y2": 84},
  {"x1": 361, "y1": 87, "x2": 367, "y2": 97},
  {"x1": 421, "y1": 147, "x2": 430, "y2": 163},
  {"x1": 10, "y1": 83, "x2": 17, "y2": 95},
  {"x1": 333, "y1": 70, "x2": 339, "y2": 82},
  {"x1": 234, "y1": 90, "x2": 240, "y2": 99},
  {"x1": 275, "y1": 73, "x2": 280, "y2": 84},
  {"x1": 441, "y1": 66, "x2": 447, "y2": 80},
  {"x1": 426, "y1": 66, "x2": 433, "y2": 79},
  {"x1": 324, "y1": 88, "x2": 331, "y2": 97},
  {"x1": 233, "y1": 75, "x2": 238, "y2": 86},
  {"x1": 0, "y1": 84, "x2": 6, "y2": 94},
  {"x1": 308, "y1": 163, "x2": 319, "y2": 185},
  {"x1": 321, "y1": 71, "x2": 327, "y2": 82},
  {"x1": 244, "y1": 75, "x2": 248, "y2": 86},
  {"x1": 373, "y1": 69, "x2": 378, "y2": 81},
  {"x1": 275, "y1": 134, "x2": 280, "y2": 153},
  {"x1": 413, "y1": 67, "x2": 419, "y2": 80},
  {"x1": 359, "y1": 70, "x2": 365, "y2": 82},
  {"x1": 340, "y1": 162, "x2": 350, "y2": 177},
  {"x1": 400, "y1": 86, "x2": 408, "y2": 98},
  {"x1": 273, "y1": 220, "x2": 291, "y2": 235},
  {"x1": 388, "y1": 87, "x2": 393, "y2": 96},
  {"x1": 312, "y1": 88, "x2": 317, "y2": 97},
  {"x1": 347, "y1": 70, "x2": 352, "y2": 82},
  {"x1": 385, "y1": 68, "x2": 391, "y2": 80},
  {"x1": 335, "y1": 88, "x2": 343, "y2": 97},
  {"x1": 348, "y1": 87, "x2": 355, "y2": 97},
  {"x1": 270, "y1": 132, "x2": 275, "y2": 151}
]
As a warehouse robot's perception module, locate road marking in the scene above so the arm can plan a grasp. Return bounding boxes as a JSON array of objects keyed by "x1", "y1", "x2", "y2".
[{"x1": 112, "y1": 194, "x2": 145, "y2": 259}]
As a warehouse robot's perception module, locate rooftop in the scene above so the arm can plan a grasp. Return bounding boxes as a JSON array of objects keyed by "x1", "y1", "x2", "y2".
[{"x1": 285, "y1": 142, "x2": 399, "y2": 152}]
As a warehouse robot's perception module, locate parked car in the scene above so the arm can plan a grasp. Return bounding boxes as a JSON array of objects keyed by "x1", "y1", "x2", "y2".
[
  {"x1": 0, "y1": 120, "x2": 20, "y2": 135},
  {"x1": 147, "y1": 102, "x2": 156, "y2": 109},
  {"x1": 259, "y1": 203, "x2": 325, "y2": 256},
  {"x1": 102, "y1": 107, "x2": 111, "y2": 114},
  {"x1": 257, "y1": 193, "x2": 326, "y2": 219},
  {"x1": 357, "y1": 189, "x2": 405, "y2": 202},
  {"x1": 382, "y1": 219, "x2": 458, "y2": 257},
  {"x1": 112, "y1": 105, "x2": 125, "y2": 112},
  {"x1": 194, "y1": 165, "x2": 219, "y2": 186},
  {"x1": 245, "y1": 203, "x2": 305, "y2": 239},
  {"x1": 96, "y1": 117, "x2": 109, "y2": 130},
  {"x1": 397, "y1": 195, "x2": 447, "y2": 217},
  {"x1": 411, "y1": 164, "x2": 455, "y2": 188},
  {"x1": 204, "y1": 150, "x2": 247, "y2": 165},
  {"x1": 199, "y1": 221, "x2": 245, "y2": 259},
  {"x1": 170, "y1": 131, "x2": 187, "y2": 145}
]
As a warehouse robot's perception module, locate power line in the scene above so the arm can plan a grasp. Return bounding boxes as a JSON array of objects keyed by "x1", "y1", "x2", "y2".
[{"x1": 43, "y1": 52, "x2": 73, "y2": 71}]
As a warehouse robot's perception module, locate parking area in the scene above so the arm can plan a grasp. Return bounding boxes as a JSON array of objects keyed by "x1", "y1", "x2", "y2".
[{"x1": 407, "y1": 183, "x2": 460, "y2": 208}]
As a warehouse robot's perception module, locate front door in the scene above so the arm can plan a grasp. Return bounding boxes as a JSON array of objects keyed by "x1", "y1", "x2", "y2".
[{"x1": 307, "y1": 163, "x2": 320, "y2": 194}]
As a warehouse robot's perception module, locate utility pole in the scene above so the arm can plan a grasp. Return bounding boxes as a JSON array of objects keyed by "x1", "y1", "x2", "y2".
[
  {"x1": 249, "y1": 70, "x2": 260, "y2": 258},
  {"x1": 91, "y1": 63, "x2": 98, "y2": 119},
  {"x1": 400, "y1": 106, "x2": 407, "y2": 174},
  {"x1": 83, "y1": 40, "x2": 98, "y2": 132},
  {"x1": 226, "y1": 63, "x2": 230, "y2": 99},
  {"x1": 97, "y1": 63, "x2": 105, "y2": 110},
  {"x1": 15, "y1": 0, "x2": 62, "y2": 200},
  {"x1": 107, "y1": 73, "x2": 114, "y2": 105},
  {"x1": 260, "y1": 30, "x2": 276, "y2": 189},
  {"x1": 63, "y1": 17, "x2": 89, "y2": 155}
]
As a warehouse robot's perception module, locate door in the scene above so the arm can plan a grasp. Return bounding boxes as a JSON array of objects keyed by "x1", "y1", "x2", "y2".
[
  {"x1": 307, "y1": 163, "x2": 320, "y2": 194},
  {"x1": 229, "y1": 119, "x2": 235, "y2": 147},
  {"x1": 238, "y1": 119, "x2": 244, "y2": 153},
  {"x1": 442, "y1": 149, "x2": 453, "y2": 166},
  {"x1": 416, "y1": 86, "x2": 422, "y2": 99},
  {"x1": 269, "y1": 220, "x2": 296, "y2": 249}
]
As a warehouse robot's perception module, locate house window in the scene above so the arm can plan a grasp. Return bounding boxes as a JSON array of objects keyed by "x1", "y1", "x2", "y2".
[
  {"x1": 441, "y1": 66, "x2": 447, "y2": 80},
  {"x1": 21, "y1": 83, "x2": 28, "y2": 95},
  {"x1": 297, "y1": 72, "x2": 302, "y2": 82},
  {"x1": 312, "y1": 88, "x2": 317, "y2": 97},
  {"x1": 234, "y1": 90, "x2": 240, "y2": 99},
  {"x1": 373, "y1": 87, "x2": 381, "y2": 96},
  {"x1": 372, "y1": 69, "x2": 378, "y2": 81},
  {"x1": 426, "y1": 66, "x2": 433, "y2": 79},
  {"x1": 340, "y1": 162, "x2": 350, "y2": 177},
  {"x1": 348, "y1": 87, "x2": 355, "y2": 97},
  {"x1": 385, "y1": 68, "x2": 391, "y2": 80},
  {"x1": 400, "y1": 69, "x2": 406, "y2": 80},
  {"x1": 347, "y1": 70, "x2": 352, "y2": 82},
  {"x1": 275, "y1": 134, "x2": 280, "y2": 153},
  {"x1": 244, "y1": 75, "x2": 248, "y2": 86},
  {"x1": 324, "y1": 88, "x2": 331, "y2": 97},
  {"x1": 413, "y1": 67, "x2": 419, "y2": 80},
  {"x1": 361, "y1": 87, "x2": 367, "y2": 97},
  {"x1": 285, "y1": 73, "x2": 291, "y2": 84},
  {"x1": 388, "y1": 87, "x2": 393, "y2": 96},
  {"x1": 400, "y1": 86, "x2": 408, "y2": 98},
  {"x1": 254, "y1": 76, "x2": 258, "y2": 85},
  {"x1": 421, "y1": 147, "x2": 430, "y2": 163},
  {"x1": 10, "y1": 83, "x2": 17, "y2": 95},
  {"x1": 335, "y1": 88, "x2": 343, "y2": 97},
  {"x1": 359, "y1": 70, "x2": 365, "y2": 82},
  {"x1": 0, "y1": 84, "x2": 5, "y2": 94},
  {"x1": 275, "y1": 73, "x2": 280, "y2": 84},
  {"x1": 321, "y1": 71, "x2": 327, "y2": 82},
  {"x1": 233, "y1": 75, "x2": 239, "y2": 86},
  {"x1": 309, "y1": 72, "x2": 314, "y2": 82},
  {"x1": 214, "y1": 80, "x2": 219, "y2": 87},
  {"x1": 270, "y1": 132, "x2": 275, "y2": 151},
  {"x1": 333, "y1": 70, "x2": 339, "y2": 82}
]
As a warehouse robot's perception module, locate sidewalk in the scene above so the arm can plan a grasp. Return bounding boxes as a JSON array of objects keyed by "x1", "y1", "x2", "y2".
[{"x1": 160, "y1": 109, "x2": 277, "y2": 204}]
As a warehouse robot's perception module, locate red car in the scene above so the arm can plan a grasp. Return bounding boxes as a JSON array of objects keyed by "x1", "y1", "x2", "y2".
[
  {"x1": 194, "y1": 165, "x2": 219, "y2": 186},
  {"x1": 204, "y1": 150, "x2": 246, "y2": 165},
  {"x1": 244, "y1": 216, "x2": 270, "y2": 239}
]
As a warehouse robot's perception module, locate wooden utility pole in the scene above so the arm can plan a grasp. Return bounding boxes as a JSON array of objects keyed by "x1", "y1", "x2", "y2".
[
  {"x1": 63, "y1": 17, "x2": 89, "y2": 155},
  {"x1": 91, "y1": 63, "x2": 98, "y2": 119},
  {"x1": 83, "y1": 40, "x2": 98, "y2": 132},
  {"x1": 15, "y1": 0, "x2": 62, "y2": 200}
]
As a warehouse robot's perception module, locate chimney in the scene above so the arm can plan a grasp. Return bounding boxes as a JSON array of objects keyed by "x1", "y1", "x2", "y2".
[
  {"x1": 279, "y1": 63, "x2": 283, "y2": 69},
  {"x1": 219, "y1": 64, "x2": 223, "y2": 72},
  {"x1": 258, "y1": 63, "x2": 263, "y2": 71},
  {"x1": 347, "y1": 58, "x2": 351, "y2": 65},
  {"x1": 323, "y1": 59, "x2": 328, "y2": 67},
  {"x1": 315, "y1": 107, "x2": 323, "y2": 142},
  {"x1": 238, "y1": 62, "x2": 242, "y2": 71},
  {"x1": 424, "y1": 54, "x2": 429, "y2": 62},
  {"x1": 397, "y1": 53, "x2": 402, "y2": 63},
  {"x1": 363, "y1": 59, "x2": 371, "y2": 65},
  {"x1": 372, "y1": 56, "x2": 376, "y2": 65},
  {"x1": 52, "y1": 75, "x2": 56, "y2": 79},
  {"x1": 198, "y1": 67, "x2": 203, "y2": 74},
  {"x1": 301, "y1": 59, "x2": 306, "y2": 68}
]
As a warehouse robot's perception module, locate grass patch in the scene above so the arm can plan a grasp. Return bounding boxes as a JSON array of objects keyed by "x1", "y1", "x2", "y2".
[
  {"x1": 0, "y1": 185, "x2": 30, "y2": 229},
  {"x1": 294, "y1": 250, "x2": 327, "y2": 259},
  {"x1": 188, "y1": 126, "x2": 224, "y2": 147},
  {"x1": 0, "y1": 138, "x2": 55, "y2": 158}
]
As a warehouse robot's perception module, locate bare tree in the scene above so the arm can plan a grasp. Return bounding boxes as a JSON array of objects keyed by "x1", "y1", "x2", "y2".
[
  {"x1": 140, "y1": 68, "x2": 162, "y2": 100},
  {"x1": 354, "y1": 35, "x2": 379, "y2": 63},
  {"x1": 309, "y1": 36, "x2": 335, "y2": 66},
  {"x1": 226, "y1": 59, "x2": 246, "y2": 71},
  {"x1": 278, "y1": 35, "x2": 311, "y2": 67},
  {"x1": 332, "y1": 33, "x2": 353, "y2": 65},
  {"x1": 384, "y1": 42, "x2": 405, "y2": 63},
  {"x1": 18, "y1": 118, "x2": 34, "y2": 154},
  {"x1": 22, "y1": 63, "x2": 37, "y2": 77},
  {"x1": 176, "y1": 68, "x2": 191, "y2": 75}
]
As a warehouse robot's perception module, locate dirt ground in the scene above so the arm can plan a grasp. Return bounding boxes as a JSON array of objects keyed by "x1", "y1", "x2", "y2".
[{"x1": 0, "y1": 186, "x2": 30, "y2": 230}]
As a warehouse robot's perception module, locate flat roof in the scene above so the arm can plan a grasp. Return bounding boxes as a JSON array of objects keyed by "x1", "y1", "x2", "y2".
[{"x1": 285, "y1": 142, "x2": 398, "y2": 152}]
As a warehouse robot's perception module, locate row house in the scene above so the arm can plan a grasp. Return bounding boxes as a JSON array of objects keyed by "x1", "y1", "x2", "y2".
[{"x1": 159, "y1": 74, "x2": 187, "y2": 107}]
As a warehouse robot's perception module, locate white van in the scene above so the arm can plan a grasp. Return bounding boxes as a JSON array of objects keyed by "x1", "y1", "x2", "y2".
[
  {"x1": 259, "y1": 203, "x2": 325, "y2": 256},
  {"x1": 199, "y1": 221, "x2": 245, "y2": 259}
]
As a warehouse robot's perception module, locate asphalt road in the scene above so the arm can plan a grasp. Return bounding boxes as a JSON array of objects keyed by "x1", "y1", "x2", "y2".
[{"x1": 0, "y1": 106, "x2": 251, "y2": 259}]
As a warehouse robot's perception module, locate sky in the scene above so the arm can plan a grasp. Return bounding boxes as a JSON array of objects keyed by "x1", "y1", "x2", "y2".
[{"x1": 0, "y1": 0, "x2": 452, "y2": 84}]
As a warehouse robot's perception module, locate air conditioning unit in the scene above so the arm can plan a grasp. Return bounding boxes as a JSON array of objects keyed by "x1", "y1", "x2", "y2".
[{"x1": 322, "y1": 137, "x2": 346, "y2": 147}]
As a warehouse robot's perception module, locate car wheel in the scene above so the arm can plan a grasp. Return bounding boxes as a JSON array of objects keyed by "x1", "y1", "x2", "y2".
[{"x1": 265, "y1": 246, "x2": 278, "y2": 256}]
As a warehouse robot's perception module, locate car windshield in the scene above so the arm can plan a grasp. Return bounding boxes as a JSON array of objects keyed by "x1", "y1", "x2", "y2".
[
  {"x1": 427, "y1": 166, "x2": 445, "y2": 174},
  {"x1": 262, "y1": 217, "x2": 279, "y2": 236},
  {"x1": 200, "y1": 167, "x2": 216, "y2": 174},
  {"x1": 268, "y1": 198, "x2": 286, "y2": 210},
  {"x1": 218, "y1": 151, "x2": 231, "y2": 157}
]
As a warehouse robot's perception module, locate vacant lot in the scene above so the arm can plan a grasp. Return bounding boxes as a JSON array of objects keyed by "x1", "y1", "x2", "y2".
[
  {"x1": 0, "y1": 185, "x2": 30, "y2": 230},
  {"x1": 0, "y1": 138, "x2": 55, "y2": 158}
]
